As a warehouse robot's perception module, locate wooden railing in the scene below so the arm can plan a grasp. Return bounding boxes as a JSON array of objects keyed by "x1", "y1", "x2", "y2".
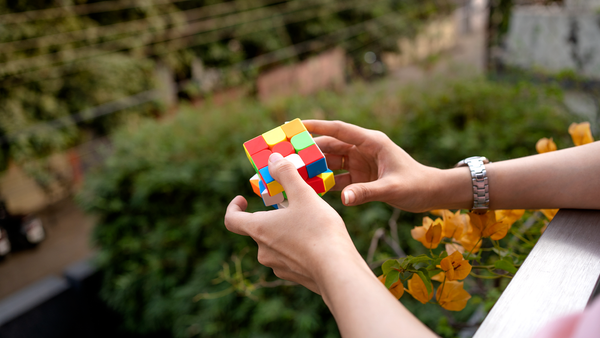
[{"x1": 474, "y1": 209, "x2": 600, "y2": 338}]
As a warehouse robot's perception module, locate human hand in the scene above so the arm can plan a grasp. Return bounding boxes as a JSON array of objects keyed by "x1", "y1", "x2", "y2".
[
  {"x1": 224, "y1": 152, "x2": 365, "y2": 294},
  {"x1": 304, "y1": 120, "x2": 452, "y2": 213}
]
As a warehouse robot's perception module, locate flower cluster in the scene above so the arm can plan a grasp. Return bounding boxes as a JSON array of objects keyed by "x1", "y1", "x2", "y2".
[{"x1": 378, "y1": 122, "x2": 595, "y2": 312}]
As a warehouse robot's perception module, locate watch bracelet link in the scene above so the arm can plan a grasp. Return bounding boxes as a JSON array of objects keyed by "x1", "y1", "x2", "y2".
[{"x1": 455, "y1": 156, "x2": 490, "y2": 212}]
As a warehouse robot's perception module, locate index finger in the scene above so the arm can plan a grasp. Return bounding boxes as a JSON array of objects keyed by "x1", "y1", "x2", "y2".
[
  {"x1": 224, "y1": 195, "x2": 252, "y2": 236},
  {"x1": 303, "y1": 120, "x2": 371, "y2": 147}
]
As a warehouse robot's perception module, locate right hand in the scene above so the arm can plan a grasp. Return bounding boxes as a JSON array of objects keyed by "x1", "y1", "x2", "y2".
[{"x1": 304, "y1": 120, "x2": 442, "y2": 213}]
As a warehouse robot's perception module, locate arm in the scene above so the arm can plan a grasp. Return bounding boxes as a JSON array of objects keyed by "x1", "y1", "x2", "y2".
[
  {"x1": 304, "y1": 120, "x2": 600, "y2": 211},
  {"x1": 224, "y1": 153, "x2": 436, "y2": 338}
]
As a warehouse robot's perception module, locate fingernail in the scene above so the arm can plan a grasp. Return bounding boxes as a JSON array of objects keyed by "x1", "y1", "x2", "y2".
[
  {"x1": 343, "y1": 190, "x2": 355, "y2": 205},
  {"x1": 269, "y1": 152, "x2": 283, "y2": 163}
]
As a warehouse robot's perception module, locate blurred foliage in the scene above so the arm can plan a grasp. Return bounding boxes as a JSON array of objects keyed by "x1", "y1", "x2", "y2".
[
  {"x1": 0, "y1": 0, "x2": 452, "y2": 180},
  {"x1": 79, "y1": 76, "x2": 577, "y2": 337}
]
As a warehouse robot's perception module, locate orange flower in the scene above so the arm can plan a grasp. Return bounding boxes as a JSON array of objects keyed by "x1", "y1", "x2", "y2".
[
  {"x1": 541, "y1": 209, "x2": 559, "y2": 221},
  {"x1": 439, "y1": 251, "x2": 472, "y2": 281},
  {"x1": 495, "y1": 209, "x2": 525, "y2": 228},
  {"x1": 445, "y1": 242, "x2": 465, "y2": 255},
  {"x1": 470, "y1": 211, "x2": 509, "y2": 240},
  {"x1": 429, "y1": 209, "x2": 445, "y2": 217},
  {"x1": 441, "y1": 210, "x2": 468, "y2": 240},
  {"x1": 431, "y1": 271, "x2": 445, "y2": 282},
  {"x1": 535, "y1": 137, "x2": 557, "y2": 153},
  {"x1": 436, "y1": 281, "x2": 471, "y2": 311},
  {"x1": 452, "y1": 215, "x2": 481, "y2": 253},
  {"x1": 377, "y1": 275, "x2": 404, "y2": 300},
  {"x1": 568, "y1": 122, "x2": 594, "y2": 146},
  {"x1": 406, "y1": 274, "x2": 433, "y2": 304},
  {"x1": 411, "y1": 217, "x2": 443, "y2": 249},
  {"x1": 458, "y1": 232, "x2": 482, "y2": 253}
]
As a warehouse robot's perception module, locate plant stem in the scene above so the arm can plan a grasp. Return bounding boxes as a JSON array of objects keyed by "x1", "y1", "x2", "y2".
[{"x1": 470, "y1": 272, "x2": 512, "y2": 279}]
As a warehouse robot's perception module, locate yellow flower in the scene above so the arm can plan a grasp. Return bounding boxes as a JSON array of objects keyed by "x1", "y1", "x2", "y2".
[
  {"x1": 429, "y1": 209, "x2": 445, "y2": 217},
  {"x1": 406, "y1": 274, "x2": 433, "y2": 304},
  {"x1": 411, "y1": 217, "x2": 443, "y2": 249},
  {"x1": 470, "y1": 211, "x2": 509, "y2": 240},
  {"x1": 535, "y1": 137, "x2": 557, "y2": 154},
  {"x1": 495, "y1": 209, "x2": 525, "y2": 228},
  {"x1": 436, "y1": 281, "x2": 471, "y2": 311},
  {"x1": 452, "y1": 215, "x2": 481, "y2": 253},
  {"x1": 568, "y1": 122, "x2": 594, "y2": 146},
  {"x1": 439, "y1": 251, "x2": 472, "y2": 281},
  {"x1": 431, "y1": 271, "x2": 445, "y2": 282},
  {"x1": 458, "y1": 233, "x2": 482, "y2": 253},
  {"x1": 377, "y1": 274, "x2": 404, "y2": 300},
  {"x1": 541, "y1": 209, "x2": 559, "y2": 221},
  {"x1": 445, "y1": 242, "x2": 465, "y2": 255},
  {"x1": 440, "y1": 210, "x2": 468, "y2": 240}
]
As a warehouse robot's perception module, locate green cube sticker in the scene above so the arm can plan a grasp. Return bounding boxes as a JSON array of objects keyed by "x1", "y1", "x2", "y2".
[{"x1": 290, "y1": 131, "x2": 314, "y2": 152}]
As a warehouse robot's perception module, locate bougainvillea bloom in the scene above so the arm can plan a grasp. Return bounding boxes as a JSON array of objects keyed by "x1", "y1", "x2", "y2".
[
  {"x1": 431, "y1": 271, "x2": 445, "y2": 282},
  {"x1": 445, "y1": 242, "x2": 465, "y2": 255},
  {"x1": 436, "y1": 281, "x2": 471, "y2": 311},
  {"x1": 406, "y1": 274, "x2": 433, "y2": 304},
  {"x1": 377, "y1": 275, "x2": 404, "y2": 300},
  {"x1": 458, "y1": 232, "x2": 482, "y2": 253},
  {"x1": 568, "y1": 122, "x2": 594, "y2": 146},
  {"x1": 535, "y1": 137, "x2": 557, "y2": 153},
  {"x1": 439, "y1": 251, "x2": 472, "y2": 281},
  {"x1": 470, "y1": 211, "x2": 509, "y2": 240},
  {"x1": 541, "y1": 208, "x2": 559, "y2": 221},
  {"x1": 441, "y1": 210, "x2": 469, "y2": 240},
  {"x1": 495, "y1": 209, "x2": 525, "y2": 228},
  {"x1": 411, "y1": 217, "x2": 443, "y2": 249}
]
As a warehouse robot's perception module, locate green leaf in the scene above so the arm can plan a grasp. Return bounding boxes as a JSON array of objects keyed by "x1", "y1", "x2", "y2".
[
  {"x1": 494, "y1": 259, "x2": 518, "y2": 274},
  {"x1": 417, "y1": 269, "x2": 432, "y2": 294},
  {"x1": 406, "y1": 255, "x2": 433, "y2": 265},
  {"x1": 382, "y1": 259, "x2": 401, "y2": 274},
  {"x1": 398, "y1": 256, "x2": 411, "y2": 270},
  {"x1": 492, "y1": 247, "x2": 510, "y2": 258},
  {"x1": 385, "y1": 270, "x2": 400, "y2": 289}
]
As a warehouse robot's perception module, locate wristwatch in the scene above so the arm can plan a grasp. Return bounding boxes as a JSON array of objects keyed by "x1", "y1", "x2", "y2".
[{"x1": 455, "y1": 156, "x2": 490, "y2": 212}]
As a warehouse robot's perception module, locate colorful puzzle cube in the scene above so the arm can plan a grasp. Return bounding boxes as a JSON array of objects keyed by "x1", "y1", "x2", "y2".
[{"x1": 244, "y1": 118, "x2": 335, "y2": 208}]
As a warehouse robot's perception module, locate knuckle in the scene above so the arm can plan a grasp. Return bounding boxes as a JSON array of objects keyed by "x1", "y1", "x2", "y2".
[
  {"x1": 370, "y1": 130, "x2": 389, "y2": 142},
  {"x1": 252, "y1": 224, "x2": 266, "y2": 241},
  {"x1": 354, "y1": 184, "x2": 372, "y2": 202},
  {"x1": 257, "y1": 249, "x2": 270, "y2": 267},
  {"x1": 272, "y1": 269, "x2": 288, "y2": 280},
  {"x1": 272, "y1": 160, "x2": 296, "y2": 177}
]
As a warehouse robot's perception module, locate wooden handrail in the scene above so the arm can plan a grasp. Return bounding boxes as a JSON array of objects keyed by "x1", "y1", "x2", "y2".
[{"x1": 474, "y1": 209, "x2": 600, "y2": 338}]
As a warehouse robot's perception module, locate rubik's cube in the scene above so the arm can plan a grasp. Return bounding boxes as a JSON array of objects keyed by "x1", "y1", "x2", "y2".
[{"x1": 244, "y1": 118, "x2": 335, "y2": 209}]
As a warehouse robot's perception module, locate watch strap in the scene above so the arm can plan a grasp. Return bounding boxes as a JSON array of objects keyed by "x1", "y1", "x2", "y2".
[{"x1": 455, "y1": 156, "x2": 490, "y2": 212}]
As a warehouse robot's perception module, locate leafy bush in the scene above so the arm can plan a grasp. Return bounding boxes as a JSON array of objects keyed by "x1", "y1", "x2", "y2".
[{"x1": 79, "y1": 77, "x2": 575, "y2": 337}]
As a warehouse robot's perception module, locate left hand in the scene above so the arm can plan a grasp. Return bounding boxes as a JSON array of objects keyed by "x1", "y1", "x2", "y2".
[{"x1": 224, "y1": 153, "x2": 363, "y2": 294}]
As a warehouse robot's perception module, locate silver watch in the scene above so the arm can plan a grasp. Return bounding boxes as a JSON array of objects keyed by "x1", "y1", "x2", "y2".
[{"x1": 455, "y1": 156, "x2": 490, "y2": 212}]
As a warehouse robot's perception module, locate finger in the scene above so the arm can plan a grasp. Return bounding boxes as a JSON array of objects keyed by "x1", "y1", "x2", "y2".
[
  {"x1": 224, "y1": 195, "x2": 252, "y2": 236},
  {"x1": 342, "y1": 179, "x2": 391, "y2": 206},
  {"x1": 314, "y1": 136, "x2": 353, "y2": 155},
  {"x1": 331, "y1": 172, "x2": 352, "y2": 191},
  {"x1": 324, "y1": 154, "x2": 345, "y2": 171},
  {"x1": 267, "y1": 153, "x2": 314, "y2": 202},
  {"x1": 304, "y1": 120, "x2": 372, "y2": 147}
]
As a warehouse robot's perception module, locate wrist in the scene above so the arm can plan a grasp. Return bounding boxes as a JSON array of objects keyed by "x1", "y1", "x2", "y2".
[
  {"x1": 429, "y1": 167, "x2": 473, "y2": 210},
  {"x1": 315, "y1": 248, "x2": 373, "y2": 307}
]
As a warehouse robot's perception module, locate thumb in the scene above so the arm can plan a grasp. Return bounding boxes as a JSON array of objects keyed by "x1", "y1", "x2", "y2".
[
  {"x1": 268, "y1": 152, "x2": 313, "y2": 201},
  {"x1": 342, "y1": 180, "x2": 390, "y2": 206}
]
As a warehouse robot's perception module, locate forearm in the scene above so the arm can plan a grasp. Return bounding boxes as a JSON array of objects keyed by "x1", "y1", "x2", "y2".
[
  {"x1": 317, "y1": 253, "x2": 436, "y2": 338},
  {"x1": 432, "y1": 141, "x2": 600, "y2": 210}
]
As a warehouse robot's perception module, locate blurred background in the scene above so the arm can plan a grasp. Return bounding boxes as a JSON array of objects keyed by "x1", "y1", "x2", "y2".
[{"x1": 0, "y1": 0, "x2": 598, "y2": 337}]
